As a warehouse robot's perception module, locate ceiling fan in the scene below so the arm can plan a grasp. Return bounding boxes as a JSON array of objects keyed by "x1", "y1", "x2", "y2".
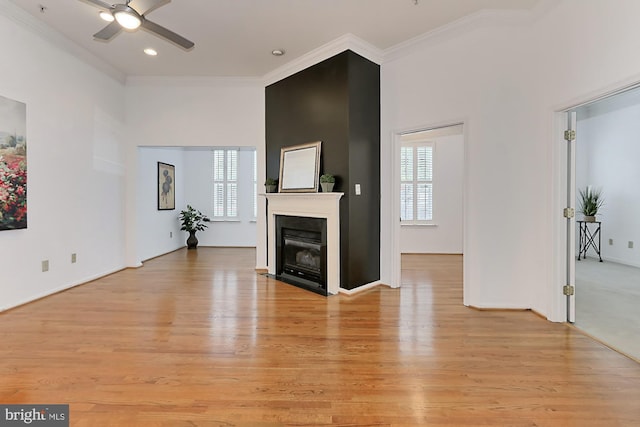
[{"x1": 80, "y1": 0, "x2": 195, "y2": 50}]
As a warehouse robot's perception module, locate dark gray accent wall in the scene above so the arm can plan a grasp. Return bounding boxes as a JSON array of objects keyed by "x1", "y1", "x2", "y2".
[{"x1": 265, "y1": 50, "x2": 380, "y2": 290}]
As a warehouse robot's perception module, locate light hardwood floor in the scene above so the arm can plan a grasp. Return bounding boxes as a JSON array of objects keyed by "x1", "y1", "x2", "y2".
[{"x1": 1, "y1": 248, "x2": 639, "y2": 426}]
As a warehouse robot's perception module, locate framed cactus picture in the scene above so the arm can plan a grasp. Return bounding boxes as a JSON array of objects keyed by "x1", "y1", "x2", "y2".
[{"x1": 0, "y1": 95, "x2": 27, "y2": 231}]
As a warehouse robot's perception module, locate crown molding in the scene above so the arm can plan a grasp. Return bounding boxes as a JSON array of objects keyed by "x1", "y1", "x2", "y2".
[
  {"x1": 0, "y1": 0, "x2": 125, "y2": 84},
  {"x1": 383, "y1": 0, "x2": 559, "y2": 64},
  {"x1": 262, "y1": 33, "x2": 384, "y2": 87}
]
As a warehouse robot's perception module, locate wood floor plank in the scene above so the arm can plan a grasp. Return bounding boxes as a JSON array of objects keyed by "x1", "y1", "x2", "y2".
[{"x1": 1, "y1": 249, "x2": 639, "y2": 426}]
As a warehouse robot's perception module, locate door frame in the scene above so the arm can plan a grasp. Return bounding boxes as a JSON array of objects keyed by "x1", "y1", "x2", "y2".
[
  {"x1": 389, "y1": 120, "x2": 468, "y2": 302},
  {"x1": 551, "y1": 80, "x2": 640, "y2": 322}
]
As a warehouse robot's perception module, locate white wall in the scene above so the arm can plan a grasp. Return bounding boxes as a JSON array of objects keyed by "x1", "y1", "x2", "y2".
[
  {"x1": 400, "y1": 132, "x2": 464, "y2": 254},
  {"x1": 382, "y1": 14, "x2": 544, "y2": 310},
  {"x1": 576, "y1": 94, "x2": 640, "y2": 267},
  {"x1": 0, "y1": 7, "x2": 127, "y2": 310},
  {"x1": 124, "y1": 78, "x2": 265, "y2": 267},
  {"x1": 381, "y1": 0, "x2": 640, "y2": 319}
]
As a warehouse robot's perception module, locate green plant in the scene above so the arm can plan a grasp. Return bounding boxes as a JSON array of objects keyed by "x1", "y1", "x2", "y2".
[
  {"x1": 179, "y1": 205, "x2": 209, "y2": 232},
  {"x1": 579, "y1": 187, "x2": 604, "y2": 216},
  {"x1": 320, "y1": 174, "x2": 335, "y2": 183},
  {"x1": 265, "y1": 177, "x2": 277, "y2": 186}
]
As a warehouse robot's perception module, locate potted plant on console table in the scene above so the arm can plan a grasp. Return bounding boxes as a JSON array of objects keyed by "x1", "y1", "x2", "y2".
[
  {"x1": 579, "y1": 187, "x2": 604, "y2": 222},
  {"x1": 179, "y1": 205, "x2": 209, "y2": 249}
]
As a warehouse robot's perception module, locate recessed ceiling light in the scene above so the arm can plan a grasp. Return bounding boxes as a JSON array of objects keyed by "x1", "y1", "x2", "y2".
[
  {"x1": 144, "y1": 48, "x2": 158, "y2": 56},
  {"x1": 271, "y1": 49, "x2": 285, "y2": 56},
  {"x1": 99, "y1": 11, "x2": 114, "y2": 22}
]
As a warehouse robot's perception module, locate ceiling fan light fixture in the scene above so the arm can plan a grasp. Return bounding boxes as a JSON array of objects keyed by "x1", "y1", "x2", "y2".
[
  {"x1": 113, "y1": 5, "x2": 142, "y2": 30},
  {"x1": 99, "y1": 11, "x2": 114, "y2": 22}
]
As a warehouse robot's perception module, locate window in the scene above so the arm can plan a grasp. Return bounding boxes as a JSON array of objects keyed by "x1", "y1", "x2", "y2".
[
  {"x1": 400, "y1": 142, "x2": 433, "y2": 223},
  {"x1": 211, "y1": 147, "x2": 257, "y2": 221},
  {"x1": 212, "y1": 149, "x2": 238, "y2": 219}
]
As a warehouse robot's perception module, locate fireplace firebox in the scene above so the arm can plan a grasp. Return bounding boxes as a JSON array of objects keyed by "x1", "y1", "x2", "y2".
[{"x1": 276, "y1": 215, "x2": 327, "y2": 295}]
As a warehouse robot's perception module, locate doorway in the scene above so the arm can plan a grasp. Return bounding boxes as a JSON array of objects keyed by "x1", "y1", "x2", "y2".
[
  {"x1": 563, "y1": 87, "x2": 640, "y2": 361},
  {"x1": 394, "y1": 123, "x2": 465, "y2": 301},
  {"x1": 398, "y1": 124, "x2": 464, "y2": 254}
]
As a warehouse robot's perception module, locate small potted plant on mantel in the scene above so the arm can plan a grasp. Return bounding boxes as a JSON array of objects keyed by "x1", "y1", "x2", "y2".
[
  {"x1": 179, "y1": 205, "x2": 209, "y2": 249},
  {"x1": 320, "y1": 174, "x2": 335, "y2": 192},
  {"x1": 579, "y1": 186, "x2": 604, "y2": 222},
  {"x1": 265, "y1": 177, "x2": 278, "y2": 193}
]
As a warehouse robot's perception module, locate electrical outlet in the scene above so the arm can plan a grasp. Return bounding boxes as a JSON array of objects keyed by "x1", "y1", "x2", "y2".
[
  {"x1": 42, "y1": 260, "x2": 49, "y2": 272},
  {"x1": 355, "y1": 184, "x2": 361, "y2": 195},
  {"x1": 609, "y1": 238, "x2": 613, "y2": 245},
  {"x1": 629, "y1": 241, "x2": 634, "y2": 249},
  {"x1": 71, "y1": 253, "x2": 77, "y2": 263}
]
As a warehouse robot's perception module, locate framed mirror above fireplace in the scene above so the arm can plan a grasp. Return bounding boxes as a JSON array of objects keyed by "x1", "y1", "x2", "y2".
[{"x1": 278, "y1": 141, "x2": 321, "y2": 193}]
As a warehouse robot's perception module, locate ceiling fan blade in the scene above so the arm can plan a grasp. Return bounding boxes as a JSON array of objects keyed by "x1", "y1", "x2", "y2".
[
  {"x1": 129, "y1": 0, "x2": 171, "y2": 15},
  {"x1": 141, "y1": 19, "x2": 194, "y2": 50},
  {"x1": 93, "y1": 21, "x2": 122, "y2": 41},
  {"x1": 79, "y1": 0, "x2": 114, "y2": 11}
]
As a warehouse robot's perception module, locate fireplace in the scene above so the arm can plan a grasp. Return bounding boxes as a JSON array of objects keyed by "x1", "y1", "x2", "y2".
[
  {"x1": 265, "y1": 192, "x2": 343, "y2": 295},
  {"x1": 276, "y1": 215, "x2": 327, "y2": 295}
]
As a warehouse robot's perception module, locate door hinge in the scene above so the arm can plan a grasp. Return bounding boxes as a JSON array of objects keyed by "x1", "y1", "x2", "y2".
[
  {"x1": 563, "y1": 285, "x2": 575, "y2": 296},
  {"x1": 563, "y1": 207, "x2": 575, "y2": 218},
  {"x1": 564, "y1": 129, "x2": 576, "y2": 141}
]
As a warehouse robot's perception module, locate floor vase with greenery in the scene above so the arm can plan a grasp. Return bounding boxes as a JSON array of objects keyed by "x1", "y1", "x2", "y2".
[{"x1": 179, "y1": 205, "x2": 208, "y2": 249}]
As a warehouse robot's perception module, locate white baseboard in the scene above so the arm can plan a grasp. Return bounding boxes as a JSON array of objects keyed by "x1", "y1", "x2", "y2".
[{"x1": 339, "y1": 280, "x2": 389, "y2": 295}]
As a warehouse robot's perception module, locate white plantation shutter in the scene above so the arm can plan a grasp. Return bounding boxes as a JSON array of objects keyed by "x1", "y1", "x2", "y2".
[
  {"x1": 400, "y1": 142, "x2": 433, "y2": 223},
  {"x1": 212, "y1": 148, "x2": 238, "y2": 219},
  {"x1": 226, "y1": 150, "x2": 237, "y2": 217},
  {"x1": 226, "y1": 150, "x2": 237, "y2": 181},
  {"x1": 400, "y1": 183, "x2": 414, "y2": 221},
  {"x1": 253, "y1": 150, "x2": 257, "y2": 219}
]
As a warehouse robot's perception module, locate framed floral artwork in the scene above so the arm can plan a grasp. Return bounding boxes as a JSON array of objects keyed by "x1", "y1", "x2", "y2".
[
  {"x1": 0, "y1": 95, "x2": 27, "y2": 230},
  {"x1": 158, "y1": 162, "x2": 175, "y2": 210}
]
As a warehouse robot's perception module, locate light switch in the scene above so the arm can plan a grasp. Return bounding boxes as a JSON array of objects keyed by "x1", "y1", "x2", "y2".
[{"x1": 355, "y1": 184, "x2": 361, "y2": 195}]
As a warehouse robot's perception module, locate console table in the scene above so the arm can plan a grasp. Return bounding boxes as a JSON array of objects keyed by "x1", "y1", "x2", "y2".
[{"x1": 577, "y1": 220, "x2": 602, "y2": 262}]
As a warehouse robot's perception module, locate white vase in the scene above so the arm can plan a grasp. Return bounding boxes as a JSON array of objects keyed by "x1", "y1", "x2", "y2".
[{"x1": 321, "y1": 182, "x2": 334, "y2": 192}]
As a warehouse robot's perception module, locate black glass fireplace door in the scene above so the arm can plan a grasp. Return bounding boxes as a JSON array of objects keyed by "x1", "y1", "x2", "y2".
[{"x1": 275, "y1": 215, "x2": 327, "y2": 295}]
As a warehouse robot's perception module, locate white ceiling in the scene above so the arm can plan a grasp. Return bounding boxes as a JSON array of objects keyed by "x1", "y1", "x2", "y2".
[{"x1": 8, "y1": 0, "x2": 538, "y2": 78}]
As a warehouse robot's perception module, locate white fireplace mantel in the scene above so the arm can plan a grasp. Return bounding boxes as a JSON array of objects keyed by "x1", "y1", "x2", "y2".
[{"x1": 265, "y1": 192, "x2": 343, "y2": 295}]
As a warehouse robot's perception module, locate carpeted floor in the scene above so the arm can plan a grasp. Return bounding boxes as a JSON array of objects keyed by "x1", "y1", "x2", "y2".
[{"x1": 575, "y1": 256, "x2": 640, "y2": 361}]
